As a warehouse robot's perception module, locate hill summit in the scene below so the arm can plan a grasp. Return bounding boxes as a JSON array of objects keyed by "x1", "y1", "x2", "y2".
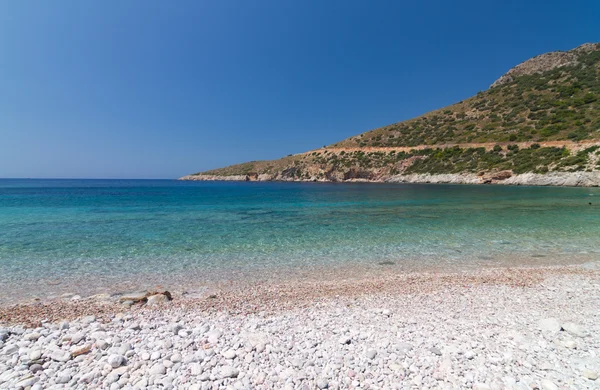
[
  {"x1": 491, "y1": 43, "x2": 598, "y2": 88},
  {"x1": 182, "y1": 43, "x2": 600, "y2": 186}
]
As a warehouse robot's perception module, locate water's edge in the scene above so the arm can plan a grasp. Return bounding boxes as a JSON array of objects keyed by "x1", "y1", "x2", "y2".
[
  {"x1": 180, "y1": 171, "x2": 600, "y2": 186},
  {"x1": 2, "y1": 180, "x2": 600, "y2": 306}
]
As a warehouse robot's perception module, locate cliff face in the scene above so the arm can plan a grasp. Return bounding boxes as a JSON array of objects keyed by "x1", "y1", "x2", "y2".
[{"x1": 183, "y1": 43, "x2": 600, "y2": 186}]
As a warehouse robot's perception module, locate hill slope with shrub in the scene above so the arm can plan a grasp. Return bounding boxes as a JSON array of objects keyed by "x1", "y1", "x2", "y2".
[{"x1": 183, "y1": 43, "x2": 600, "y2": 186}]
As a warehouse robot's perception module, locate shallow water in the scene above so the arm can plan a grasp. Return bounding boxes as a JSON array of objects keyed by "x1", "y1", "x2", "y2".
[{"x1": 1, "y1": 179, "x2": 599, "y2": 302}]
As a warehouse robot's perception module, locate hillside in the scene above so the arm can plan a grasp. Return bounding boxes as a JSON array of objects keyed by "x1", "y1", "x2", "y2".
[{"x1": 182, "y1": 43, "x2": 600, "y2": 186}]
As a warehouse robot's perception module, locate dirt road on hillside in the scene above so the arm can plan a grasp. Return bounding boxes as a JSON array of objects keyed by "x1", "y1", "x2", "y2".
[{"x1": 303, "y1": 140, "x2": 600, "y2": 155}]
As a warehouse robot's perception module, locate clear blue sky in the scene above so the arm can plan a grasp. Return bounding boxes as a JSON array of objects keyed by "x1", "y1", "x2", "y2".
[{"x1": 1, "y1": 1, "x2": 598, "y2": 179}]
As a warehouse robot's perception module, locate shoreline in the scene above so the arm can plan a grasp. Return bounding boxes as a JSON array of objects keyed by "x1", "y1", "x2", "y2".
[
  {"x1": 1, "y1": 262, "x2": 597, "y2": 326},
  {"x1": 1, "y1": 263, "x2": 599, "y2": 389},
  {"x1": 179, "y1": 171, "x2": 600, "y2": 187},
  {"x1": 3, "y1": 250, "x2": 600, "y2": 310}
]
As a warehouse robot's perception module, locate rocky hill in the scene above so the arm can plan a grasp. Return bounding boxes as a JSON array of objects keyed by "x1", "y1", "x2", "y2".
[
  {"x1": 182, "y1": 43, "x2": 600, "y2": 186},
  {"x1": 490, "y1": 43, "x2": 598, "y2": 88}
]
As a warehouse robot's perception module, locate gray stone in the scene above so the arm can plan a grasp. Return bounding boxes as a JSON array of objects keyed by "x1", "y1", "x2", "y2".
[
  {"x1": 429, "y1": 347, "x2": 442, "y2": 356},
  {"x1": 30, "y1": 363, "x2": 43, "y2": 373},
  {"x1": 171, "y1": 324, "x2": 183, "y2": 334},
  {"x1": 50, "y1": 350, "x2": 71, "y2": 362},
  {"x1": 11, "y1": 326, "x2": 25, "y2": 335},
  {"x1": 15, "y1": 375, "x2": 39, "y2": 388},
  {"x1": 583, "y1": 370, "x2": 599, "y2": 380},
  {"x1": 23, "y1": 332, "x2": 41, "y2": 341},
  {"x1": 147, "y1": 294, "x2": 170, "y2": 305},
  {"x1": 71, "y1": 332, "x2": 85, "y2": 344},
  {"x1": 396, "y1": 342, "x2": 413, "y2": 353},
  {"x1": 105, "y1": 372, "x2": 119, "y2": 384},
  {"x1": 29, "y1": 349, "x2": 42, "y2": 361},
  {"x1": 119, "y1": 291, "x2": 148, "y2": 303},
  {"x1": 82, "y1": 315, "x2": 96, "y2": 324},
  {"x1": 108, "y1": 354, "x2": 125, "y2": 368},
  {"x1": 190, "y1": 362, "x2": 203, "y2": 375},
  {"x1": 540, "y1": 379, "x2": 559, "y2": 390},
  {"x1": 151, "y1": 351, "x2": 161, "y2": 360},
  {"x1": 150, "y1": 363, "x2": 166, "y2": 375},
  {"x1": 222, "y1": 349, "x2": 237, "y2": 359},
  {"x1": 539, "y1": 318, "x2": 561, "y2": 332},
  {"x1": 316, "y1": 378, "x2": 329, "y2": 389},
  {"x1": 56, "y1": 373, "x2": 72, "y2": 384},
  {"x1": 366, "y1": 349, "x2": 377, "y2": 359},
  {"x1": 220, "y1": 365, "x2": 239, "y2": 378},
  {"x1": 562, "y1": 322, "x2": 586, "y2": 337},
  {"x1": 207, "y1": 330, "x2": 222, "y2": 344}
]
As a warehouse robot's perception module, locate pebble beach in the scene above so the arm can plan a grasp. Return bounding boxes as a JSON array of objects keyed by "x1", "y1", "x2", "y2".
[{"x1": 1, "y1": 265, "x2": 599, "y2": 389}]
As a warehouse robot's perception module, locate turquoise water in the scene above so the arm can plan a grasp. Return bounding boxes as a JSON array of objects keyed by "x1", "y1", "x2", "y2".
[{"x1": 1, "y1": 179, "x2": 599, "y2": 301}]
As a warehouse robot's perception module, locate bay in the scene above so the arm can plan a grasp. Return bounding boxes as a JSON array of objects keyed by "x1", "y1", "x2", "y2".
[{"x1": 1, "y1": 179, "x2": 599, "y2": 302}]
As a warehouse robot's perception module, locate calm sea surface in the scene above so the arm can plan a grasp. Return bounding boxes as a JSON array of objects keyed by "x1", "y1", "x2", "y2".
[{"x1": 1, "y1": 179, "x2": 599, "y2": 302}]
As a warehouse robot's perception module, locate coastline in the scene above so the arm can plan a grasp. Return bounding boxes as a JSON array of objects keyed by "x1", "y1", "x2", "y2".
[
  {"x1": 1, "y1": 263, "x2": 599, "y2": 389},
  {"x1": 1, "y1": 263, "x2": 598, "y2": 326},
  {"x1": 179, "y1": 171, "x2": 600, "y2": 187}
]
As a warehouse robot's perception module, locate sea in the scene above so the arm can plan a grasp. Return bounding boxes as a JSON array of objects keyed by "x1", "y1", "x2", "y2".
[{"x1": 1, "y1": 179, "x2": 599, "y2": 303}]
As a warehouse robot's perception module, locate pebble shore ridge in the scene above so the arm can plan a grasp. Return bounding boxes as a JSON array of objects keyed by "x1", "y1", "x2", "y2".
[{"x1": 1, "y1": 265, "x2": 600, "y2": 389}]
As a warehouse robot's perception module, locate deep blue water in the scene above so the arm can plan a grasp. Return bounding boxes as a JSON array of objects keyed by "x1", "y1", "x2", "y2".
[{"x1": 1, "y1": 179, "x2": 599, "y2": 300}]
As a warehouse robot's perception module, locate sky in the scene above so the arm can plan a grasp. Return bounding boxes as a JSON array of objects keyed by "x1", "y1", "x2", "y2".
[{"x1": 0, "y1": 1, "x2": 599, "y2": 179}]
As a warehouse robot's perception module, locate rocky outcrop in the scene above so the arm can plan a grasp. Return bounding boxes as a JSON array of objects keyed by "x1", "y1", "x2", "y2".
[
  {"x1": 387, "y1": 173, "x2": 482, "y2": 185},
  {"x1": 502, "y1": 171, "x2": 600, "y2": 187},
  {"x1": 491, "y1": 43, "x2": 598, "y2": 88},
  {"x1": 388, "y1": 171, "x2": 600, "y2": 187},
  {"x1": 180, "y1": 171, "x2": 600, "y2": 187},
  {"x1": 179, "y1": 175, "x2": 249, "y2": 181},
  {"x1": 257, "y1": 173, "x2": 273, "y2": 181},
  {"x1": 343, "y1": 168, "x2": 376, "y2": 181}
]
